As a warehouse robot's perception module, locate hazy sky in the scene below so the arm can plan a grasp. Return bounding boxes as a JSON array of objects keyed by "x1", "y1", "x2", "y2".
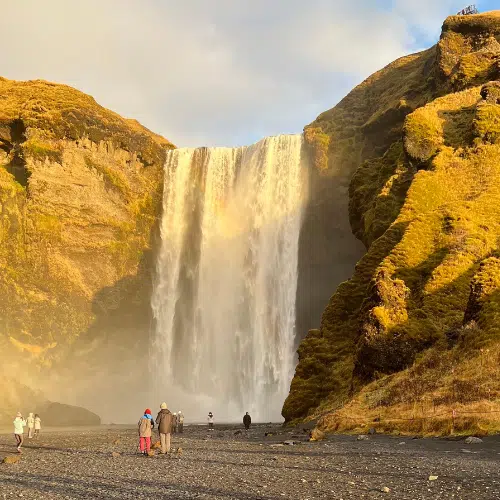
[{"x1": 0, "y1": 1, "x2": 495, "y2": 147}]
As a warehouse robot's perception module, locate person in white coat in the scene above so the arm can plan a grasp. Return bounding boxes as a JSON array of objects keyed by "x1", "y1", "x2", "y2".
[
  {"x1": 34, "y1": 414, "x2": 42, "y2": 438},
  {"x1": 26, "y1": 413, "x2": 35, "y2": 439},
  {"x1": 13, "y1": 412, "x2": 26, "y2": 452}
]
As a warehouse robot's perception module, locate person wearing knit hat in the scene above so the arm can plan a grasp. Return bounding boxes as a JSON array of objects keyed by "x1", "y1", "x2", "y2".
[
  {"x1": 13, "y1": 412, "x2": 26, "y2": 453},
  {"x1": 137, "y1": 408, "x2": 155, "y2": 455},
  {"x1": 155, "y1": 403, "x2": 173, "y2": 454}
]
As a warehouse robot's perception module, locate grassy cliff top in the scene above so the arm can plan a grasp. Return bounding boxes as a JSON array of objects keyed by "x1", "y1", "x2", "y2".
[
  {"x1": 0, "y1": 78, "x2": 174, "y2": 163},
  {"x1": 442, "y1": 10, "x2": 500, "y2": 33}
]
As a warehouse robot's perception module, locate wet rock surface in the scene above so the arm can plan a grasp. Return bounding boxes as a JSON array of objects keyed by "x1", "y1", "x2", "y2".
[{"x1": 0, "y1": 424, "x2": 499, "y2": 499}]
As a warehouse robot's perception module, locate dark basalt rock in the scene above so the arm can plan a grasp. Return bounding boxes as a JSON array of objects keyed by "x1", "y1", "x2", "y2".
[{"x1": 35, "y1": 402, "x2": 101, "y2": 427}]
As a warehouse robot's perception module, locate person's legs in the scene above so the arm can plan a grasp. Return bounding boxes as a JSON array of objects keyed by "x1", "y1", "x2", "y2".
[
  {"x1": 28, "y1": 427, "x2": 33, "y2": 439},
  {"x1": 160, "y1": 433, "x2": 166, "y2": 454},
  {"x1": 145, "y1": 436, "x2": 151, "y2": 453},
  {"x1": 139, "y1": 437, "x2": 146, "y2": 453},
  {"x1": 179, "y1": 423, "x2": 183, "y2": 433},
  {"x1": 166, "y1": 432, "x2": 171, "y2": 453},
  {"x1": 17, "y1": 434, "x2": 24, "y2": 451}
]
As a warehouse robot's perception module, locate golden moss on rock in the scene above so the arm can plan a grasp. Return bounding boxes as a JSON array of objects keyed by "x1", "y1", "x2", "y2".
[
  {"x1": 0, "y1": 78, "x2": 174, "y2": 404},
  {"x1": 285, "y1": 11, "x2": 500, "y2": 430}
]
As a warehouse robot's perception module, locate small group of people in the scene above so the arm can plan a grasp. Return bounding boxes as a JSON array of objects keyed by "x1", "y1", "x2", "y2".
[
  {"x1": 137, "y1": 405, "x2": 254, "y2": 456},
  {"x1": 172, "y1": 411, "x2": 184, "y2": 433},
  {"x1": 13, "y1": 412, "x2": 42, "y2": 452},
  {"x1": 137, "y1": 404, "x2": 183, "y2": 455}
]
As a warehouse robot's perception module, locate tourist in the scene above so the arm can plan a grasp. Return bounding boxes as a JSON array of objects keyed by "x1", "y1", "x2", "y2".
[
  {"x1": 13, "y1": 412, "x2": 26, "y2": 453},
  {"x1": 178, "y1": 411, "x2": 184, "y2": 433},
  {"x1": 173, "y1": 412, "x2": 178, "y2": 433},
  {"x1": 34, "y1": 414, "x2": 42, "y2": 438},
  {"x1": 26, "y1": 412, "x2": 35, "y2": 439},
  {"x1": 243, "y1": 412, "x2": 251, "y2": 430},
  {"x1": 138, "y1": 408, "x2": 155, "y2": 455},
  {"x1": 207, "y1": 412, "x2": 214, "y2": 430},
  {"x1": 155, "y1": 403, "x2": 173, "y2": 454}
]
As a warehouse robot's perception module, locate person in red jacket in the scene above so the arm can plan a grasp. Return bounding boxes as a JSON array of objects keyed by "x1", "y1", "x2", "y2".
[{"x1": 138, "y1": 408, "x2": 155, "y2": 455}]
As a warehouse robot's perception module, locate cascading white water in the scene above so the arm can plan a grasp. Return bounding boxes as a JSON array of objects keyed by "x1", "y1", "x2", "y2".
[{"x1": 151, "y1": 135, "x2": 306, "y2": 421}]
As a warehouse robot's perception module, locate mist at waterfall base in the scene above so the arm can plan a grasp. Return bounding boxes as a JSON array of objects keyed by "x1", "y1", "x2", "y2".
[{"x1": 151, "y1": 134, "x2": 307, "y2": 423}]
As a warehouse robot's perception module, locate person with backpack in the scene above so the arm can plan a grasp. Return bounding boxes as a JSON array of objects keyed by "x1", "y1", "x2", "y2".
[
  {"x1": 155, "y1": 403, "x2": 173, "y2": 454},
  {"x1": 243, "y1": 412, "x2": 251, "y2": 430},
  {"x1": 13, "y1": 412, "x2": 26, "y2": 453},
  {"x1": 138, "y1": 409, "x2": 155, "y2": 455}
]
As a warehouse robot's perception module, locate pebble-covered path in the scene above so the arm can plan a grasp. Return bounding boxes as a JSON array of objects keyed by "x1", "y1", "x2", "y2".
[{"x1": 0, "y1": 424, "x2": 499, "y2": 499}]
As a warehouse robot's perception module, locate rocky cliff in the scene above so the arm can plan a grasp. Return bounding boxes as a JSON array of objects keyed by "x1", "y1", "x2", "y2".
[
  {"x1": 0, "y1": 78, "x2": 174, "y2": 420},
  {"x1": 284, "y1": 11, "x2": 500, "y2": 435}
]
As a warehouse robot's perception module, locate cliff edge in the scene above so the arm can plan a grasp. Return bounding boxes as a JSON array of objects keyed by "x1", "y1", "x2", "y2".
[
  {"x1": 284, "y1": 11, "x2": 500, "y2": 435},
  {"x1": 0, "y1": 78, "x2": 174, "y2": 418}
]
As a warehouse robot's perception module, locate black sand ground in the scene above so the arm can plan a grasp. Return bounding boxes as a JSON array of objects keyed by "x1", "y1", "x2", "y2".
[{"x1": 0, "y1": 424, "x2": 499, "y2": 499}]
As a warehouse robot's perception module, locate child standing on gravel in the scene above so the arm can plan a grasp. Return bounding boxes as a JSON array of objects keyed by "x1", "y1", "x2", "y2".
[
  {"x1": 138, "y1": 409, "x2": 155, "y2": 455},
  {"x1": 13, "y1": 412, "x2": 26, "y2": 453},
  {"x1": 34, "y1": 414, "x2": 42, "y2": 438},
  {"x1": 26, "y1": 412, "x2": 35, "y2": 439}
]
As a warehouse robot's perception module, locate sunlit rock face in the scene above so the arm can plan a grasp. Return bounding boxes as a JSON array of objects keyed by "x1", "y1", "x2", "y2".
[{"x1": 0, "y1": 78, "x2": 173, "y2": 423}]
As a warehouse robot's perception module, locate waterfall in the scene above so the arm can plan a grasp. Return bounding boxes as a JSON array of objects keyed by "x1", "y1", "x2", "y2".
[{"x1": 151, "y1": 134, "x2": 306, "y2": 421}]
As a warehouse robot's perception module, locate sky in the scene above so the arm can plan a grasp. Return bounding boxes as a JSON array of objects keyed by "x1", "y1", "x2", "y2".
[{"x1": 0, "y1": 1, "x2": 496, "y2": 147}]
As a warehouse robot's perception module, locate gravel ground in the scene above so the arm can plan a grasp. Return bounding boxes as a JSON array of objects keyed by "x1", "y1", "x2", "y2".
[{"x1": 0, "y1": 424, "x2": 499, "y2": 499}]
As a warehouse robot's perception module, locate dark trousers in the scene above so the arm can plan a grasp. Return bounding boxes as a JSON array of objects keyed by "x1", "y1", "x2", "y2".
[{"x1": 14, "y1": 433, "x2": 23, "y2": 449}]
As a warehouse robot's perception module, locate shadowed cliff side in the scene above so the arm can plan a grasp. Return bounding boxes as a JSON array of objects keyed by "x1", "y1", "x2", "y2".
[
  {"x1": 0, "y1": 78, "x2": 174, "y2": 419},
  {"x1": 284, "y1": 11, "x2": 500, "y2": 433}
]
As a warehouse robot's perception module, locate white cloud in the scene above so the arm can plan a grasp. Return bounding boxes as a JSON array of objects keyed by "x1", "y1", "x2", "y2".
[{"x1": 0, "y1": 0, "x2": 464, "y2": 146}]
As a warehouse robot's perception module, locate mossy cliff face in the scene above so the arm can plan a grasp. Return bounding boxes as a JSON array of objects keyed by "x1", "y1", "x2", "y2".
[
  {"x1": 284, "y1": 11, "x2": 500, "y2": 432},
  {"x1": 0, "y1": 78, "x2": 174, "y2": 410}
]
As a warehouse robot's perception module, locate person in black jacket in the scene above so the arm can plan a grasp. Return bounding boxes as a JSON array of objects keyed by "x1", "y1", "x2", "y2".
[{"x1": 243, "y1": 412, "x2": 251, "y2": 430}]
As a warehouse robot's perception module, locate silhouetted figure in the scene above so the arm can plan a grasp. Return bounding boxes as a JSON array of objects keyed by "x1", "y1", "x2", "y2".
[
  {"x1": 178, "y1": 411, "x2": 184, "y2": 433},
  {"x1": 243, "y1": 412, "x2": 251, "y2": 430},
  {"x1": 207, "y1": 412, "x2": 214, "y2": 430},
  {"x1": 173, "y1": 412, "x2": 178, "y2": 433}
]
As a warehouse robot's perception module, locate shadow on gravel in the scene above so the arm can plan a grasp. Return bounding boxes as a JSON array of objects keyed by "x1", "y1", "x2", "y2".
[
  {"x1": 181, "y1": 455, "x2": 475, "y2": 482},
  {"x1": 0, "y1": 472, "x2": 277, "y2": 500},
  {"x1": 13, "y1": 445, "x2": 125, "y2": 460}
]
